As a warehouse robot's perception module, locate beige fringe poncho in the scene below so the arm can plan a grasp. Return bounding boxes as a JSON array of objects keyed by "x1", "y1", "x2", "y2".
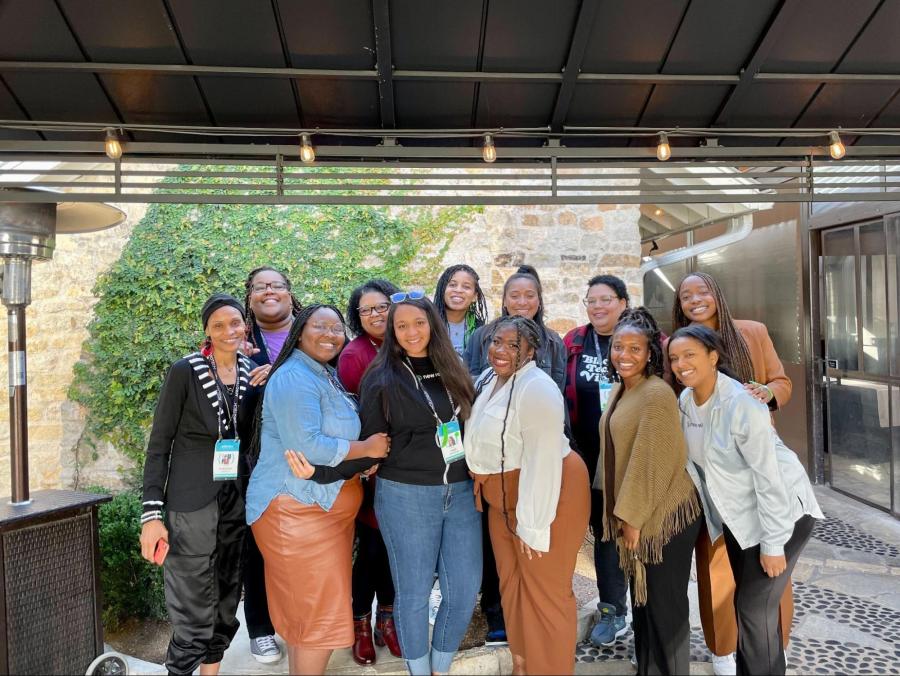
[{"x1": 597, "y1": 375, "x2": 700, "y2": 605}]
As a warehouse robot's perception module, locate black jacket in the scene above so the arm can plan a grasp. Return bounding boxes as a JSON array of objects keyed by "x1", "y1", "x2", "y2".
[{"x1": 142, "y1": 352, "x2": 260, "y2": 514}]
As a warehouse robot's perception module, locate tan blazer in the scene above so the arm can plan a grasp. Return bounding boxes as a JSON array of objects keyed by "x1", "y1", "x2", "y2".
[{"x1": 734, "y1": 319, "x2": 792, "y2": 408}]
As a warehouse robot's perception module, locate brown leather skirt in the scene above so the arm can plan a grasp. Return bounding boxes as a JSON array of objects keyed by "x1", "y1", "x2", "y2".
[{"x1": 251, "y1": 479, "x2": 363, "y2": 648}]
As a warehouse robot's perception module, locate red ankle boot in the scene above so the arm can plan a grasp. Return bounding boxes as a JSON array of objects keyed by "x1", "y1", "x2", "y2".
[
  {"x1": 353, "y1": 613, "x2": 376, "y2": 665},
  {"x1": 374, "y1": 605, "x2": 402, "y2": 658}
]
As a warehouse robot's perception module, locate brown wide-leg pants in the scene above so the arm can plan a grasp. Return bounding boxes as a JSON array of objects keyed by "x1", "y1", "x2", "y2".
[
  {"x1": 696, "y1": 523, "x2": 793, "y2": 655},
  {"x1": 473, "y1": 452, "x2": 591, "y2": 675}
]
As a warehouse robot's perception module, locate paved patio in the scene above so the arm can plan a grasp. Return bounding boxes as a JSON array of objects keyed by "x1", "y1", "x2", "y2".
[{"x1": 121, "y1": 486, "x2": 900, "y2": 675}]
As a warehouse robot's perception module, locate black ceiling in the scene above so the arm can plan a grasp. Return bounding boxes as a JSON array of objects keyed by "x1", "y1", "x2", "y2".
[{"x1": 0, "y1": 0, "x2": 899, "y2": 148}]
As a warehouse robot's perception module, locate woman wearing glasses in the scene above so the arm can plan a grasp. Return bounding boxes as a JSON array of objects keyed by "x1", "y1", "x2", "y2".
[
  {"x1": 338, "y1": 279, "x2": 402, "y2": 665},
  {"x1": 246, "y1": 304, "x2": 390, "y2": 675},
  {"x1": 359, "y1": 291, "x2": 481, "y2": 676}
]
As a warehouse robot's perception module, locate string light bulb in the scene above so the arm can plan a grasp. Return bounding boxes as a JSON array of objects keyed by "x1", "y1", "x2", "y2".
[
  {"x1": 828, "y1": 130, "x2": 846, "y2": 160},
  {"x1": 104, "y1": 128, "x2": 123, "y2": 160},
  {"x1": 482, "y1": 134, "x2": 497, "y2": 163},
  {"x1": 299, "y1": 133, "x2": 316, "y2": 163},
  {"x1": 656, "y1": 132, "x2": 671, "y2": 161}
]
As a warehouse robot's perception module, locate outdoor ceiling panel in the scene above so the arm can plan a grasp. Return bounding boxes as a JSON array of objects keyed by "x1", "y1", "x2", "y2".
[
  {"x1": 394, "y1": 82, "x2": 474, "y2": 128},
  {"x1": 640, "y1": 85, "x2": 732, "y2": 129},
  {"x1": 0, "y1": 0, "x2": 83, "y2": 60},
  {"x1": 481, "y1": 0, "x2": 579, "y2": 72},
  {"x1": 795, "y1": 84, "x2": 899, "y2": 129},
  {"x1": 99, "y1": 73, "x2": 211, "y2": 130},
  {"x1": 391, "y1": 0, "x2": 482, "y2": 70},
  {"x1": 57, "y1": 0, "x2": 184, "y2": 63},
  {"x1": 475, "y1": 83, "x2": 558, "y2": 128},
  {"x1": 858, "y1": 93, "x2": 900, "y2": 145},
  {"x1": 581, "y1": 0, "x2": 686, "y2": 73},
  {"x1": 662, "y1": 0, "x2": 778, "y2": 75},
  {"x1": 727, "y1": 82, "x2": 821, "y2": 127},
  {"x1": 761, "y1": 0, "x2": 881, "y2": 73},
  {"x1": 0, "y1": 81, "x2": 40, "y2": 140},
  {"x1": 296, "y1": 80, "x2": 379, "y2": 128},
  {"x1": 199, "y1": 78, "x2": 299, "y2": 128},
  {"x1": 278, "y1": 0, "x2": 375, "y2": 69},
  {"x1": 565, "y1": 84, "x2": 651, "y2": 127},
  {"x1": 836, "y1": 0, "x2": 900, "y2": 73}
]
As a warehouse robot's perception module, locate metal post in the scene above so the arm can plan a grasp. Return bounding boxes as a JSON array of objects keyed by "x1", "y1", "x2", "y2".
[{"x1": 3, "y1": 257, "x2": 31, "y2": 504}]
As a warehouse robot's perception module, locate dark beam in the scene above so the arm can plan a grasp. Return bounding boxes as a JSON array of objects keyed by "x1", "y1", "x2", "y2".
[
  {"x1": 372, "y1": 0, "x2": 396, "y2": 128},
  {"x1": 550, "y1": 0, "x2": 600, "y2": 131},
  {"x1": 714, "y1": 0, "x2": 803, "y2": 126}
]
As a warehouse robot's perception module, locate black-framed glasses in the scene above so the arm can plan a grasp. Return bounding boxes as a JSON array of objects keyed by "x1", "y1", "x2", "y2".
[
  {"x1": 251, "y1": 281, "x2": 288, "y2": 293},
  {"x1": 358, "y1": 302, "x2": 390, "y2": 317},
  {"x1": 390, "y1": 290, "x2": 426, "y2": 303}
]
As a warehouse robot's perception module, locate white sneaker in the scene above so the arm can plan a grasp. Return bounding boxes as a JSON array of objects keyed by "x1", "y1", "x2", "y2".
[
  {"x1": 712, "y1": 653, "x2": 737, "y2": 676},
  {"x1": 428, "y1": 581, "x2": 442, "y2": 626},
  {"x1": 250, "y1": 635, "x2": 282, "y2": 664}
]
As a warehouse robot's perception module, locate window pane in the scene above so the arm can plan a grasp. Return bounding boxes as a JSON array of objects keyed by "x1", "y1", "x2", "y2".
[
  {"x1": 822, "y1": 228, "x2": 858, "y2": 372},
  {"x1": 859, "y1": 222, "x2": 888, "y2": 376}
]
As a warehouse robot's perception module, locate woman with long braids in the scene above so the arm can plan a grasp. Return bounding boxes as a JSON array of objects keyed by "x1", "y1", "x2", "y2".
[
  {"x1": 140, "y1": 293, "x2": 262, "y2": 676},
  {"x1": 358, "y1": 293, "x2": 481, "y2": 676},
  {"x1": 245, "y1": 304, "x2": 390, "y2": 675},
  {"x1": 432, "y1": 264, "x2": 489, "y2": 357},
  {"x1": 597, "y1": 308, "x2": 702, "y2": 676},
  {"x1": 464, "y1": 265, "x2": 566, "y2": 391},
  {"x1": 466, "y1": 316, "x2": 590, "y2": 675},
  {"x1": 672, "y1": 271, "x2": 793, "y2": 676},
  {"x1": 668, "y1": 325, "x2": 821, "y2": 675},
  {"x1": 239, "y1": 265, "x2": 303, "y2": 664}
]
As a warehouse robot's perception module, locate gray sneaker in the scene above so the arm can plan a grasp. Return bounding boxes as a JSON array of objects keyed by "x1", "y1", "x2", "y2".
[
  {"x1": 590, "y1": 602, "x2": 628, "y2": 647},
  {"x1": 250, "y1": 635, "x2": 282, "y2": 664}
]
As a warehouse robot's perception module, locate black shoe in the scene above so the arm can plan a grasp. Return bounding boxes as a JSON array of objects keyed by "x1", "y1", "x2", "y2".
[{"x1": 484, "y1": 606, "x2": 508, "y2": 646}]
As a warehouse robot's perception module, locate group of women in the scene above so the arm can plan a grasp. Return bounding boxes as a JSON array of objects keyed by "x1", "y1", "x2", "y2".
[{"x1": 140, "y1": 260, "x2": 821, "y2": 676}]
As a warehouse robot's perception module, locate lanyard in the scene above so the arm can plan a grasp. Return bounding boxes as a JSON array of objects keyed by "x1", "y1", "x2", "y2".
[
  {"x1": 208, "y1": 355, "x2": 242, "y2": 440},
  {"x1": 324, "y1": 366, "x2": 359, "y2": 411},
  {"x1": 402, "y1": 359, "x2": 458, "y2": 425}
]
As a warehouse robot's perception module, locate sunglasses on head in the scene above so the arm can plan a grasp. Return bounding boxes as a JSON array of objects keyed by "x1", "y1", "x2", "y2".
[{"x1": 390, "y1": 290, "x2": 426, "y2": 303}]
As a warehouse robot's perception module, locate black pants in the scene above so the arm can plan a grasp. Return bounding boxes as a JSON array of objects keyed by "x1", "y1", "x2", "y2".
[
  {"x1": 242, "y1": 525, "x2": 275, "y2": 638},
  {"x1": 352, "y1": 521, "x2": 396, "y2": 616},
  {"x1": 163, "y1": 483, "x2": 245, "y2": 676},
  {"x1": 590, "y1": 489, "x2": 628, "y2": 616},
  {"x1": 724, "y1": 515, "x2": 815, "y2": 676},
  {"x1": 480, "y1": 504, "x2": 502, "y2": 614},
  {"x1": 632, "y1": 514, "x2": 702, "y2": 676}
]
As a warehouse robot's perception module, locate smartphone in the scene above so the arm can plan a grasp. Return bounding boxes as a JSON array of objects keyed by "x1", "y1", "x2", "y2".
[{"x1": 153, "y1": 539, "x2": 169, "y2": 566}]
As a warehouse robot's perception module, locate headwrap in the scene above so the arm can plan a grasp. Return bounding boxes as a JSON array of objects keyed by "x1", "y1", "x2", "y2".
[{"x1": 201, "y1": 293, "x2": 245, "y2": 329}]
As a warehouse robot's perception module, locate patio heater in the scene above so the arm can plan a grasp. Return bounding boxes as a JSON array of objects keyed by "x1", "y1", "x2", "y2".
[{"x1": 0, "y1": 194, "x2": 124, "y2": 675}]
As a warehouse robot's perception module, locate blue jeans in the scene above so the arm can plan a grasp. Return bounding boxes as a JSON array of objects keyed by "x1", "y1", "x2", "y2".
[{"x1": 375, "y1": 478, "x2": 482, "y2": 675}]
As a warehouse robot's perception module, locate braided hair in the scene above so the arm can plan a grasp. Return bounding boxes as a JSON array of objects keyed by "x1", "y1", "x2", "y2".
[
  {"x1": 243, "y1": 266, "x2": 303, "y2": 352},
  {"x1": 611, "y1": 307, "x2": 665, "y2": 380},
  {"x1": 433, "y1": 264, "x2": 489, "y2": 329},
  {"x1": 672, "y1": 272, "x2": 754, "y2": 385},
  {"x1": 474, "y1": 315, "x2": 542, "y2": 536},
  {"x1": 248, "y1": 303, "x2": 346, "y2": 460},
  {"x1": 346, "y1": 279, "x2": 399, "y2": 338}
]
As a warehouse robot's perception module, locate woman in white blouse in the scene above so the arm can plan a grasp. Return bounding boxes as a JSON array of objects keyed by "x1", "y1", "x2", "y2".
[{"x1": 466, "y1": 316, "x2": 591, "y2": 675}]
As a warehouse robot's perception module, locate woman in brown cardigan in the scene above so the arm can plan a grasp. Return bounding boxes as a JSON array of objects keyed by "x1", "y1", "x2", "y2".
[
  {"x1": 596, "y1": 308, "x2": 702, "y2": 675},
  {"x1": 673, "y1": 271, "x2": 792, "y2": 676}
]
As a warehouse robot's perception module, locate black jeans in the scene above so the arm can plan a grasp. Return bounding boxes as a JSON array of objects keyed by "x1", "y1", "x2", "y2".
[
  {"x1": 480, "y1": 505, "x2": 502, "y2": 614},
  {"x1": 163, "y1": 483, "x2": 245, "y2": 675},
  {"x1": 352, "y1": 521, "x2": 396, "y2": 617},
  {"x1": 590, "y1": 488, "x2": 628, "y2": 616},
  {"x1": 632, "y1": 514, "x2": 702, "y2": 676},
  {"x1": 724, "y1": 515, "x2": 815, "y2": 676},
  {"x1": 242, "y1": 526, "x2": 275, "y2": 638}
]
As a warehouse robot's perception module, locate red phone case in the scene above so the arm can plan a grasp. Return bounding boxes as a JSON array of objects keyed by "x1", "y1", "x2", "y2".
[{"x1": 153, "y1": 539, "x2": 169, "y2": 565}]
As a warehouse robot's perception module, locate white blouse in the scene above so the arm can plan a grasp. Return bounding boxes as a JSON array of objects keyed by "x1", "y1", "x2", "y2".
[{"x1": 465, "y1": 361, "x2": 571, "y2": 551}]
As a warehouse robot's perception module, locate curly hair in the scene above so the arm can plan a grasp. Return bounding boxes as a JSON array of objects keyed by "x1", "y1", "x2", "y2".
[
  {"x1": 611, "y1": 307, "x2": 665, "y2": 380},
  {"x1": 345, "y1": 279, "x2": 400, "y2": 338},
  {"x1": 587, "y1": 274, "x2": 630, "y2": 306},
  {"x1": 433, "y1": 264, "x2": 488, "y2": 328},
  {"x1": 243, "y1": 266, "x2": 303, "y2": 351}
]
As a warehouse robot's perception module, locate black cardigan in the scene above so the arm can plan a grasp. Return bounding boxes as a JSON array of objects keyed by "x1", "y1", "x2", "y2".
[{"x1": 142, "y1": 352, "x2": 260, "y2": 517}]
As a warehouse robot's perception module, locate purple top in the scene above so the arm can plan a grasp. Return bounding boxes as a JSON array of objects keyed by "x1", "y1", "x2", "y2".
[{"x1": 260, "y1": 329, "x2": 290, "y2": 364}]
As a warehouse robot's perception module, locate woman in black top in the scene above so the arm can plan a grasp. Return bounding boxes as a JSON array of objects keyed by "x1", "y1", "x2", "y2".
[{"x1": 140, "y1": 293, "x2": 262, "y2": 676}]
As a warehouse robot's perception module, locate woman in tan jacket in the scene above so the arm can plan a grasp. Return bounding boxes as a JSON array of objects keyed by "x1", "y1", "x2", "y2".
[
  {"x1": 672, "y1": 271, "x2": 793, "y2": 676},
  {"x1": 597, "y1": 308, "x2": 702, "y2": 675}
]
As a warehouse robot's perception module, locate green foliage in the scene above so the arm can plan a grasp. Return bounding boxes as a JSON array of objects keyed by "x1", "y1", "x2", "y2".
[
  {"x1": 89, "y1": 487, "x2": 167, "y2": 630},
  {"x1": 69, "y1": 194, "x2": 479, "y2": 470}
]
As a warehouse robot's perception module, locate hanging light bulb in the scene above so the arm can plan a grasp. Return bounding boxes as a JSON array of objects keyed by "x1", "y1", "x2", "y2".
[
  {"x1": 299, "y1": 133, "x2": 316, "y2": 163},
  {"x1": 104, "y1": 128, "x2": 123, "y2": 160},
  {"x1": 656, "y1": 132, "x2": 671, "y2": 161},
  {"x1": 828, "y1": 130, "x2": 846, "y2": 160},
  {"x1": 482, "y1": 134, "x2": 497, "y2": 163}
]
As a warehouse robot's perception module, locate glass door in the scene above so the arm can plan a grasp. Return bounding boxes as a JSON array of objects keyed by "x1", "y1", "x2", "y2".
[{"x1": 821, "y1": 218, "x2": 898, "y2": 514}]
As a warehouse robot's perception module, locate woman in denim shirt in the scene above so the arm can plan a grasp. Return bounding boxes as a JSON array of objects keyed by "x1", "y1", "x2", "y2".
[{"x1": 246, "y1": 304, "x2": 389, "y2": 675}]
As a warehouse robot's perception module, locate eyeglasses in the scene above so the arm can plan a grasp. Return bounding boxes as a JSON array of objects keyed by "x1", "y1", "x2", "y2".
[
  {"x1": 358, "y1": 302, "x2": 391, "y2": 317},
  {"x1": 390, "y1": 290, "x2": 426, "y2": 303},
  {"x1": 308, "y1": 322, "x2": 346, "y2": 336},
  {"x1": 251, "y1": 281, "x2": 288, "y2": 293},
  {"x1": 583, "y1": 296, "x2": 619, "y2": 307}
]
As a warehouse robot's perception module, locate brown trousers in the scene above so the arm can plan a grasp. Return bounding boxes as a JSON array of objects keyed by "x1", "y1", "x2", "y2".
[
  {"x1": 473, "y1": 452, "x2": 591, "y2": 675},
  {"x1": 696, "y1": 524, "x2": 793, "y2": 655}
]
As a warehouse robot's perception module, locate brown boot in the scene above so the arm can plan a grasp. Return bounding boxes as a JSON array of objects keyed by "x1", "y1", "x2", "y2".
[
  {"x1": 353, "y1": 612, "x2": 376, "y2": 665},
  {"x1": 374, "y1": 605, "x2": 402, "y2": 658}
]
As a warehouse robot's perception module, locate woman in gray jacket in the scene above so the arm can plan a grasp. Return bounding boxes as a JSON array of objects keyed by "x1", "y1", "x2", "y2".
[{"x1": 667, "y1": 324, "x2": 822, "y2": 676}]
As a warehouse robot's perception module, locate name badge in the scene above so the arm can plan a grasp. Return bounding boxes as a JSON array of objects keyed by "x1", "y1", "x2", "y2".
[
  {"x1": 213, "y1": 438, "x2": 240, "y2": 481},
  {"x1": 599, "y1": 382, "x2": 613, "y2": 412},
  {"x1": 435, "y1": 420, "x2": 465, "y2": 465}
]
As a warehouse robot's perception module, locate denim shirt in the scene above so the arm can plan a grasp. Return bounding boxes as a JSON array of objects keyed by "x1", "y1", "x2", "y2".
[{"x1": 246, "y1": 348, "x2": 361, "y2": 524}]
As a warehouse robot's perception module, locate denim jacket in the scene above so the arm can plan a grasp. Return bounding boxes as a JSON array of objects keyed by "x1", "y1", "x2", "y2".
[
  {"x1": 246, "y1": 348, "x2": 361, "y2": 524},
  {"x1": 680, "y1": 372, "x2": 822, "y2": 556}
]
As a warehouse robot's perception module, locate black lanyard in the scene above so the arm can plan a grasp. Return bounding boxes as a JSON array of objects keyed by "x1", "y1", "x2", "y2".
[
  {"x1": 208, "y1": 354, "x2": 242, "y2": 440},
  {"x1": 324, "y1": 366, "x2": 359, "y2": 411},
  {"x1": 402, "y1": 359, "x2": 457, "y2": 425}
]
